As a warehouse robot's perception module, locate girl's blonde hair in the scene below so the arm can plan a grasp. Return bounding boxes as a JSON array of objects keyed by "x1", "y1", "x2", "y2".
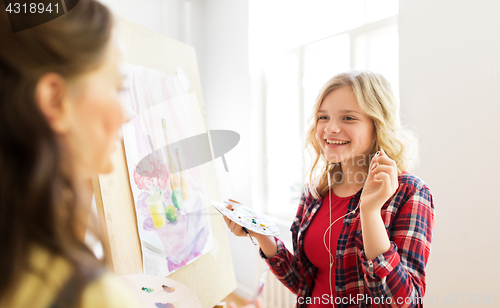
[{"x1": 305, "y1": 70, "x2": 419, "y2": 199}]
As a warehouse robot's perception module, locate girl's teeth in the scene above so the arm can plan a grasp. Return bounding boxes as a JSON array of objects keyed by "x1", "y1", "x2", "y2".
[{"x1": 326, "y1": 140, "x2": 349, "y2": 145}]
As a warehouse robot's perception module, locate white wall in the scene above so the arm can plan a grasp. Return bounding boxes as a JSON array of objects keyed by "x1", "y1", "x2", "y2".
[
  {"x1": 99, "y1": 0, "x2": 162, "y2": 34},
  {"x1": 190, "y1": 0, "x2": 261, "y2": 298},
  {"x1": 190, "y1": 0, "x2": 252, "y2": 204},
  {"x1": 99, "y1": 0, "x2": 190, "y2": 41},
  {"x1": 399, "y1": 0, "x2": 500, "y2": 306}
]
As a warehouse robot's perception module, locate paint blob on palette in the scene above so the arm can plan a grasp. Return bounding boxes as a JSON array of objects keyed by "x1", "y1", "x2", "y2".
[
  {"x1": 211, "y1": 199, "x2": 280, "y2": 236},
  {"x1": 155, "y1": 303, "x2": 175, "y2": 308},
  {"x1": 142, "y1": 287, "x2": 154, "y2": 293},
  {"x1": 162, "y1": 284, "x2": 175, "y2": 293}
]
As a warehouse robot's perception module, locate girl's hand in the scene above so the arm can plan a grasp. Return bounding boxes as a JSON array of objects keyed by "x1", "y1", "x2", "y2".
[
  {"x1": 223, "y1": 204, "x2": 258, "y2": 238},
  {"x1": 360, "y1": 149, "x2": 399, "y2": 213}
]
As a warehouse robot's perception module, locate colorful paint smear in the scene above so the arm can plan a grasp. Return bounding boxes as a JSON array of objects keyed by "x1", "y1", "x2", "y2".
[
  {"x1": 155, "y1": 303, "x2": 175, "y2": 308},
  {"x1": 162, "y1": 284, "x2": 176, "y2": 293},
  {"x1": 141, "y1": 287, "x2": 154, "y2": 293}
]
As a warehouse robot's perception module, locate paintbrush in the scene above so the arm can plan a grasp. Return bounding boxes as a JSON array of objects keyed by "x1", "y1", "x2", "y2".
[
  {"x1": 252, "y1": 267, "x2": 269, "y2": 303},
  {"x1": 161, "y1": 119, "x2": 183, "y2": 210},
  {"x1": 243, "y1": 227, "x2": 257, "y2": 246}
]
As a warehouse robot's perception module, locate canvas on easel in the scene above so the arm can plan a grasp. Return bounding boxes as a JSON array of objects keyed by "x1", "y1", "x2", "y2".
[
  {"x1": 92, "y1": 18, "x2": 236, "y2": 308},
  {"x1": 121, "y1": 63, "x2": 213, "y2": 276}
]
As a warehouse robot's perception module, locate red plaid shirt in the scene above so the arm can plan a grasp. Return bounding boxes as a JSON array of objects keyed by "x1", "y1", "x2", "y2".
[{"x1": 260, "y1": 171, "x2": 435, "y2": 307}]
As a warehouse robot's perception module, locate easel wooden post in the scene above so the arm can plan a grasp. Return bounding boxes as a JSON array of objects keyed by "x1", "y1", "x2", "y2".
[{"x1": 91, "y1": 17, "x2": 237, "y2": 308}]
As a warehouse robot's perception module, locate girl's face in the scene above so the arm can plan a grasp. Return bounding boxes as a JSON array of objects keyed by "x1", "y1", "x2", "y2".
[
  {"x1": 63, "y1": 40, "x2": 127, "y2": 177},
  {"x1": 316, "y1": 86, "x2": 376, "y2": 165}
]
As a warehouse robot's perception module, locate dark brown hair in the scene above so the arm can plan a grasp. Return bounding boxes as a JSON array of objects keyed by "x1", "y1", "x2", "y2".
[{"x1": 0, "y1": 0, "x2": 113, "y2": 305}]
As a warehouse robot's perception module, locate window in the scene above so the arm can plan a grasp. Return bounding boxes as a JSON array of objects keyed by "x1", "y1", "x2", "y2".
[{"x1": 251, "y1": 1, "x2": 399, "y2": 218}]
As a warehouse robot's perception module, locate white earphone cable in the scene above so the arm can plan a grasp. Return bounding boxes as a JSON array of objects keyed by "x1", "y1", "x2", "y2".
[{"x1": 323, "y1": 167, "x2": 360, "y2": 307}]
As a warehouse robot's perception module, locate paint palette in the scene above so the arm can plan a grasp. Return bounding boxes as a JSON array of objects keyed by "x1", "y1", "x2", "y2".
[{"x1": 211, "y1": 199, "x2": 280, "y2": 236}]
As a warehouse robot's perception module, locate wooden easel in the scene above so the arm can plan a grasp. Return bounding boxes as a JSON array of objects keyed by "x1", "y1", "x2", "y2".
[{"x1": 91, "y1": 18, "x2": 236, "y2": 308}]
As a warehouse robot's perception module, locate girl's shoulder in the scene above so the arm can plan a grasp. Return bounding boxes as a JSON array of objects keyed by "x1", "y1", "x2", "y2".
[
  {"x1": 81, "y1": 273, "x2": 141, "y2": 308},
  {"x1": 1, "y1": 245, "x2": 74, "y2": 308},
  {"x1": 398, "y1": 170, "x2": 430, "y2": 193},
  {"x1": 395, "y1": 171, "x2": 434, "y2": 211},
  {"x1": 301, "y1": 176, "x2": 319, "y2": 197}
]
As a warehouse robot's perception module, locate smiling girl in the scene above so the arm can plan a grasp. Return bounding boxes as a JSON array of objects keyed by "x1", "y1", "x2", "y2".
[{"x1": 225, "y1": 71, "x2": 435, "y2": 307}]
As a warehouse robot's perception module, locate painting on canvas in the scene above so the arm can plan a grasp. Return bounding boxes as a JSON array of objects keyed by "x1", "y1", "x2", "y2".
[{"x1": 120, "y1": 63, "x2": 212, "y2": 276}]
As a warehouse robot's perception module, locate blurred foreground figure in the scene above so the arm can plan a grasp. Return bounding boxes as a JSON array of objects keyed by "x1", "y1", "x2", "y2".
[{"x1": 0, "y1": 0, "x2": 139, "y2": 307}]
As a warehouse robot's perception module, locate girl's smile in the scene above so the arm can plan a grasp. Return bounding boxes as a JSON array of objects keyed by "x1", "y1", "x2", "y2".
[{"x1": 324, "y1": 139, "x2": 350, "y2": 147}]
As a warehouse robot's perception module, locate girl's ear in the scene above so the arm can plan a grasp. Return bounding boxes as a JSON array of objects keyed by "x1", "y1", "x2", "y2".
[{"x1": 35, "y1": 73, "x2": 71, "y2": 134}]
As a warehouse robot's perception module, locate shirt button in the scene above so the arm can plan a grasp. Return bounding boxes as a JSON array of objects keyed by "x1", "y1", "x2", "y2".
[{"x1": 368, "y1": 261, "x2": 373, "y2": 266}]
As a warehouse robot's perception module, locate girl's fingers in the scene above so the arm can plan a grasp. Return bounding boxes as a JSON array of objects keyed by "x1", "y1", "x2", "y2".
[
  {"x1": 371, "y1": 164, "x2": 393, "y2": 175},
  {"x1": 375, "y1": 171, "x2": 399, "y2": 194},
  {"x1": 228, "y1": 220, "x2": 246, "y2": 236},
  {"x1": 368, "y1": 154, "x2": 380, "y2": 174},
  {"x1": 376, "y1": 156, "x2": 397, "y2": 168},
  {"x1": 376, "y1": 150, "x2": 397, "y2": 171},
  {"x1": 374, "y1": 171, "x2": 389, "y2": 180},
  {"x1": 377, "y1": 156, "x2": 398, "y2": 184},
  {"x1": 224, "y1": 204, "x2": 258, "y2": 238},
  {"x1": 225, "y1": 217, "x2": 237, "y2": 232},
  {"x1": 371, "y1": 151, "x2": 397, "y2": 180},
  {"x1": 229, "y1": 221, "x2": 238, "y2": 233},
  {"x1": 373, "y1": 165, "x2": 398, "y2": 188},
  {"x1": 224, "y1": 204, "x2": 242, "y2": 234},
  {"x1": 368, "y1": 163, "x2": 378, "y2": 181},
  {"x1": 375, "y1": 171, "x2": 390, "y2": 188}
]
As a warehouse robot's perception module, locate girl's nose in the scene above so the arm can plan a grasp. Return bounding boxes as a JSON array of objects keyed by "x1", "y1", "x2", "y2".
[{"x1": 324, "y1": 121, "x2": 341, "y2": 134}]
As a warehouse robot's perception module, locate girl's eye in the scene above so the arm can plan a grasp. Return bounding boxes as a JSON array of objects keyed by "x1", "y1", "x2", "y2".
[
  {"x1": 318, "y1": 116, "x2": 328, "y2": 120},
  {"x1": 343, "y1": 116, "x2": 355, "y2": 121}
]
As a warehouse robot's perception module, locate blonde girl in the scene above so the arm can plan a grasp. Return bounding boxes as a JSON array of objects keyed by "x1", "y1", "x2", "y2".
[{"x1": 225, "y1": 70, "x2": 435, "y2": 307}]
